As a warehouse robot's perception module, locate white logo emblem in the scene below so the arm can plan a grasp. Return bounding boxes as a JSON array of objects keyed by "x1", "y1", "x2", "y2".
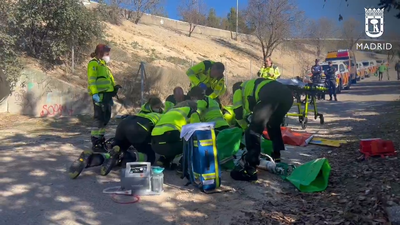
[{"x1": 365, "y1": 8, "x2": 384, "y2": 38}]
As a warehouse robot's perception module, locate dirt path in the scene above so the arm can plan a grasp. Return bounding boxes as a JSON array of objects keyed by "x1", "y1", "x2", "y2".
[{"x1": 1, "y1": 71, "x2": 399, "y2": 225}]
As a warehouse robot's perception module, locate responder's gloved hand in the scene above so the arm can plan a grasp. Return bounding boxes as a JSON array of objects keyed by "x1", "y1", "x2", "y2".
[
  {"x1": 92, "y1": 94, "x2": 101, "y2": 103},
  {"x1": 199, "y1": 83, "x2": 207, "y2": 90}
]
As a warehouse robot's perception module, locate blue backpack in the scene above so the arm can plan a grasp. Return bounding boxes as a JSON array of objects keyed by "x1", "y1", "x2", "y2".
[{"x1": 181, "y1": 124, "x2": 221, "y2": 193}]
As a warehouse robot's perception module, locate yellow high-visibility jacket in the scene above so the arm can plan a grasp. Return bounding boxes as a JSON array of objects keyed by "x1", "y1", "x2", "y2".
[
  {"x1": 258, "y1": 64, "x2": 280, "y2": 80},
  {"x1": 186, "y1": 60, "x2": 226, "y2": 99},
  {"x1": 232, "y1": 78, "x2": 273, "y2": 129},
  {"x1": 197, "y1": 97, "x2": 229, "y2": 129},
  {"x1": 222, "y1": 105, "x2": 236, "y2": 126},
  {"x1": 151, "y1": 107, "x2": 200, "y2": 136},
  {"x1": 87, "y1": 58, "x2": 115, "y2": 96}
]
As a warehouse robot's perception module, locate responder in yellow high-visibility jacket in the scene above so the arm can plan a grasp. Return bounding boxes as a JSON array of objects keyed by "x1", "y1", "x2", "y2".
[
  {"x1": 87, "y1": 44, "x2": 119, "y2": 152},
  {"x1": 139, "y1": 96, "x2": 164, "y2": 114},
  {"x1": 164, "y1": 87, "x2": 190, "y2": 113},
  {"x1": 222, "y1": 105, "x2": 237, "y2": 127},
  {"x1": 188, "y1": 86, "x2": 229, "y2": 134},
  {"x1": 231, "y1": 78, "x2": 293, "y2": 182},
  {"x1": 186, "y1": 60, "x2": 226, "y2": 106},
  {"x1": 151, "y1": 101, "x2": 200, "y2": 168},
  {"x1": 69, "y1": 111, "x2": 162, "y2": 179},
  {"x1": 258, "y1": 57, "x2": 281, "y2": 80}
]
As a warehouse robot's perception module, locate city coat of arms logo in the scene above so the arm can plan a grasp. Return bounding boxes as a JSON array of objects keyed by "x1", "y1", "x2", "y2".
[{"x1": 365, "y1": 8, "x2": 384, "y2": 38}]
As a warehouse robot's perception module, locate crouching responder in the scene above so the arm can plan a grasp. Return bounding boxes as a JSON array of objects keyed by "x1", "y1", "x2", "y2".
[
  {"x1": 99, "y1": 111, "x2": 162, "y2": 176},
  {"x1": 258, "y1": 57, "x2": 281, "y2": 80},
  {"x1": 68, "y1": 111, "x2": 162, "y2": 179},
  {"x1": 164, "y1": 86, "x2": 190, "y2": 112},
  {"x1": 139, "y1": 96, "x2": 164, "y2": 114},
  {"x1": 188, "y1": 86, "x2": 229, "y2": 134},
  {"x1": 231, "y1": 78, "x2": 293, "y2": 181},
  {"x1": 151, "y1": 101, "x2": 200, "y2": 169},
  {"x1": 186, "y1": 60, "x2": 226, "y2": 106},
  {"x1": 325, "y1": 61, "x2": 338, "y2": 101},
  {"x1": 87, "y1": 44, "x2": 120, "y2": 152}
]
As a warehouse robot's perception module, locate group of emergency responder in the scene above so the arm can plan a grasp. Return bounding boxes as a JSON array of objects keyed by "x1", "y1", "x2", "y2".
[{"x1": 68, "y1": 43, "x2": 294, "y2": 182}]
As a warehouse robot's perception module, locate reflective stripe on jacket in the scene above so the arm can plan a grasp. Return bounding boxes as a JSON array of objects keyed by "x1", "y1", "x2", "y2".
[
  {"x1": 186, "y1": 60, "x2": 226, "y2": 99},
  {"x1": 197, "y1": 97, "x2": 229, "y2": 129},
  {"x1": 87, "y1": 58, "x2": 115, "y2": 95},
  {"x1": 151, "y1": 107, "x2": 200, "y2": 136}
]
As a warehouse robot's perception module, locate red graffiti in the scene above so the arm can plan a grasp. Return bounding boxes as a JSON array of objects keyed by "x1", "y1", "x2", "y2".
[{"x1": 40, "y1": 104, "x2": 73, "y2": 117}]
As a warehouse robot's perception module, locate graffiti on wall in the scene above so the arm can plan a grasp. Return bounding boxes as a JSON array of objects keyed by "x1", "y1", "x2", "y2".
[{"x1": 40, "y1": 104, "x2": 74, "y2": 117}]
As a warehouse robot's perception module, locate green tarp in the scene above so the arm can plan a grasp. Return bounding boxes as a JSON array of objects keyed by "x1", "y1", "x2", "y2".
[{"x1": 286, "y1": 158, "x2": 331, "y2": 193}]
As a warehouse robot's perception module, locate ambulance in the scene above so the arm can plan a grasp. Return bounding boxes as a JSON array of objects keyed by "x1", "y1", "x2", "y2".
[{"x1": 325, "y1": 49, "x2": 358, "y2": 88}]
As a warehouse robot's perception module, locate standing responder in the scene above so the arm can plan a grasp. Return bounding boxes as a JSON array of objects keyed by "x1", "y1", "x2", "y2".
[
  {"x1": 139, "y1": 96, "x2": 164, "y2": 114},
  {"x1": 230, "y1": 78, "x2": 293, "y2": 181},
  {"x1": 378, "y1": 63, "x2": 386, "y2": 81},
  {"x1": 311, "y1": 59, "x2": 324, "y2": 100},
  {"x1": 325, "y1": 61, "x2": 338, "y2": 101},
  {"x1": 395, "y1": 60, "x2": 400, "y2": 81},
  {"x1": 188, "y1": 86, "x2": 229, "y2": 134},
  {"x1": 151, "y1": 101, "x2": 200, "y2": 169},
  {"x1": 186, "y1": 60, "x2": 226, "y2": 105},
  {"x1": 68, "y1": 111, "x2": 162, "y2": 179},
  {"x1": 164, "y1": 87, "x2": 190, "y2": 112},
  {"x1": 87, "y1": 44, "x2": 120, "y2": 152},
  {"x1": 258, "y1": 57, "x2": 281, "y2": 80}
]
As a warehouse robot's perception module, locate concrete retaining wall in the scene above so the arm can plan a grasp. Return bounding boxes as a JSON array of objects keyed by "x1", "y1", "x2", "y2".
[{"x1": 0, "y1": 67, "x2": 94, "y2": 117}]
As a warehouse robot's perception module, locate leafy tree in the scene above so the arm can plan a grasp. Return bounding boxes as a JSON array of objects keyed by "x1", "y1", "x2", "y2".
[
  {"x1": 207, "y1": 8, "x2": 221, "y2": 28},
  {"x1": 0, "y1": 0, "x2": 22, "y2": 91},
  {"x1": 227, "y1": 7, "x2": 237, "y2": 32},
  {"x1": 14, "y1": 0, "x2": 103, "y2": 67}
]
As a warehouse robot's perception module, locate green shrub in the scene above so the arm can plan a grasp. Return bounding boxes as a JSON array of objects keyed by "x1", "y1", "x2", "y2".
[
  {"x1": 14, "y1": 0, "x2": 104, "y2": 66},
  {"x1": 0, "y1": 1, "x2": 22, "y2": 91}
]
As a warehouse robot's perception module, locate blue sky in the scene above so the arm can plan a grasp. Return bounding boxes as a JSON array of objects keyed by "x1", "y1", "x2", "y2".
[{"x1": 163, "y1": 0, "x2": 398, "y2": 36}]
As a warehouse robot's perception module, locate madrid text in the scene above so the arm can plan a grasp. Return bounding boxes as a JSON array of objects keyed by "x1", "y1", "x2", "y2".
[{"x1": 356, "y1": 42, "x2": 392, "y2": 51}]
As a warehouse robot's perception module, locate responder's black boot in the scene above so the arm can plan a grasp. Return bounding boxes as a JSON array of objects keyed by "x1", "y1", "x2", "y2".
[
  {"x1": 329, "y1": 95, "x2": 333, "y2": 101},
  {"x1": 230, "y1": 153, "x2": 258, "y2": 181},
  {"x1": 100, "y1": 146, "x2": 121, "y2": 176},
  {"x1": 68, "y1": 150, "x2": 94, "y2": 179},
  {"x1": 156, "y1": 155, "x2": 171, "y2": 169},
  {"x1": 91, "y1": 136, "x2": 107, "y2": 153},
  {"x1": 272, "y1": 151, "x2": 281, "y2": 163},
  {"x1": 334, "y1": 95, "x2": 338, "y2": 101}
]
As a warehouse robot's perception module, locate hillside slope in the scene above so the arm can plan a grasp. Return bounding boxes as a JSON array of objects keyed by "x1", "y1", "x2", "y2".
[{"x1": 41, "y1": 18, "x2": 384, "y2": 107}]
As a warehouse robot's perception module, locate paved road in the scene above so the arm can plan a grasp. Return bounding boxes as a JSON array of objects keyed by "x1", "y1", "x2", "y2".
[{"x1": 0, "y1": 69, "x2": 399, "y2": 225}]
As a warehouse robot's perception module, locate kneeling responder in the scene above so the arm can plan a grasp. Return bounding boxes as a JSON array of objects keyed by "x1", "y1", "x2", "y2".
[
  {"x1": 325, "y1": 61, "x2": 338, "y2": 101},
  {"x1": 231, "y1": 78, "x2": 293, "y2": 181},
  {"x1": 151, "y1": 101, "x2": 200, "y2": 168},
  {"x1": 186, "y1": 60, "x2": 226, "y2": 106},
  {"x1": 258, "y1": 57, "x2": 281, "y2": 80},
  {"x1": 88, "y1": 44, "x2": 120, "y2": 152},
  {"x1": 68, "y1": 97, "x2": 164, "y2": 179},
  {"x1": 164, "y1": 86, "x2": 190, "y2": 112},
  {"x1": 99, "y1": 111, "x2": 162, "y2": 176},
  {"x1": 188, "y1": 86, "x2": 229, "y2": 134},
  {"x1": 139, "y1": 96, "x2": 164, "y2": 114}
]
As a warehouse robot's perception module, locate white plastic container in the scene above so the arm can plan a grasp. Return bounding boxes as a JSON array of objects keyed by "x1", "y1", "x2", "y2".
[{"x1": 150, "y1": 166, "x2": 164, "y2": 194}]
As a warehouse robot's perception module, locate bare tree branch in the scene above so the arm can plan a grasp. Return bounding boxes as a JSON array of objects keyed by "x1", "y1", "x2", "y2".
[
  {"x1": 245, "y1": 0, "x2": 304, "y2": 63},
  {"x1": 305, "y1": 17, "x2": 337, "y2": 58},
  {"x1": 178, "y1": 0, "x2": 207, "y2": 37},
  {"x1": 341, "y1": 17, "x2": 364, "y2": 50},
  {"x1": 124, "y1": 0, "x2": 164, "y2": 24}
]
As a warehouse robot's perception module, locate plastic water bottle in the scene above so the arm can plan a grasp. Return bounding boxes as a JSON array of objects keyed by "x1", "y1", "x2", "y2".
[{"x1": 257, "y1": 158, "x2": 276, "y2": 172}]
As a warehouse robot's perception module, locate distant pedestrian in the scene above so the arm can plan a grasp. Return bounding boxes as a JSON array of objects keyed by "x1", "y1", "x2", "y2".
[
  {"x1": 378, "y1": 63, "x2": 386, "y2": 81},
  {"x1": 395, "y1": 60, "x2": 400, "y2": 81},
  {"x1": 325, "y1": 61, "x2": 338, "y2": 101}
]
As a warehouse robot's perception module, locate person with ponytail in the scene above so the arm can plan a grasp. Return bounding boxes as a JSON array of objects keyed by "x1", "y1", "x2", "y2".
[{"x1": 68, "y1": 44, "x2": 120, "y2": 179}]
